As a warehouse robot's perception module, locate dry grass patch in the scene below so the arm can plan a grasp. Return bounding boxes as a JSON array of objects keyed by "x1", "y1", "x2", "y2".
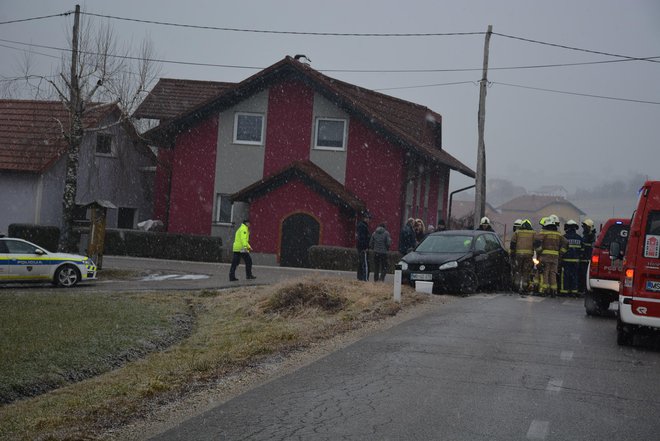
[{"x1": 0, "y1": 277, "x2": 426, "y2": 441}]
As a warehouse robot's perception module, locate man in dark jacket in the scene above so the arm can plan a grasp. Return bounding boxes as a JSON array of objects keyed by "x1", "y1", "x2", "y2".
[
  {"x1": 399, "y1": 218, "x2": 416, "y2": 255},
  {"x1": 356, "y1": 211, "x2": 371, "y2": 281},
  {"x1": 370, "y1": 222, "x2": 392, "y2": 281}
]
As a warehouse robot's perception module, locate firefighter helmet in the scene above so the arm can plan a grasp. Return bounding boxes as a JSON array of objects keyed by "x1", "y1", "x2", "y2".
[
  {"x1": 582, "y1": 218, "x2": 594, "y2": 228},
  {"x1": 521, "y1": 219, "x2": 533, "y2": 229},
  {"x1": 480, "y1": 216, "x2": 491, "y2": 225},
  {"x1": 513, "y1": 219, "x2": 523, "y2": 227}
]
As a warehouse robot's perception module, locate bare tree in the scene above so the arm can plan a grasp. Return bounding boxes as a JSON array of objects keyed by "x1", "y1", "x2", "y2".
[{"x1": 13, "y1": 5, "x2": 160, "y2": 251}]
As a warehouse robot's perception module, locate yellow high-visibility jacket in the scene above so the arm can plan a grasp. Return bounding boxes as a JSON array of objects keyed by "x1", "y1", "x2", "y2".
[{"x1": 232, "y1": 223, "x2": 251, "y2": 253}]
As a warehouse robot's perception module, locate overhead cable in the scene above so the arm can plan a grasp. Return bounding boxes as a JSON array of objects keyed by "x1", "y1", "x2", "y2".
[
  {"x1": 493, "y1": 81, "x2": 660, "y2": 105},
  {"x1": 0, "y1": 12, "x2": 72, "y2": 25}
]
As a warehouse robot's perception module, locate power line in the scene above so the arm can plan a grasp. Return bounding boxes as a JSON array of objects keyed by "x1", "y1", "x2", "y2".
[
  {"x1": 374, "y1": 81, "x2": 476, "y2": 91},
  {"x1": 80, "y1": 11, "x2": 484, "y2": 37},
  {"x1": 2, "y1": 37, "x2": 658, "y2": 75},
  {"x1": 493, "y1": 81, "x2": 660, "y2": 105},
  {"x1": 493, "y1": 32, "x2": 660, "y2": 64},
  {"x1": 0, "y1": 11, "x2": 72, "y2": 26}
]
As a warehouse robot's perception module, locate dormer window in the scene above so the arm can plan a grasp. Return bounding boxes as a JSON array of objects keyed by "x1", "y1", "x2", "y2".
[{"x1": 314, "y1": 118, "x2": 347, "y2": 151}]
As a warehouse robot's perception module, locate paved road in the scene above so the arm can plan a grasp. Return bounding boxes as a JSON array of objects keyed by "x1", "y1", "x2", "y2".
[{"x1": 150, "y1": 293, "x2": 660, "y2": 441}]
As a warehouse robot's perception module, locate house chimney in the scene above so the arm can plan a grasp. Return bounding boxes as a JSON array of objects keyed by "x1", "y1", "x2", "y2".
[{"x1": 294, "y1": 54, "x2": 311, "y2": 65}]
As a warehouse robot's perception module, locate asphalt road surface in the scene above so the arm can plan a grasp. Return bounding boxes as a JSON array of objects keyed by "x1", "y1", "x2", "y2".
[{"x1": 150, "y1": 293, "x2": 660, "y2": 441}]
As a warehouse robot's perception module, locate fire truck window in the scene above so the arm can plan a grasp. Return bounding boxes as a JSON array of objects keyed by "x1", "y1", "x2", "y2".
[{"x1": 647, "y1": 211, "x2": 660, "y2": 236}]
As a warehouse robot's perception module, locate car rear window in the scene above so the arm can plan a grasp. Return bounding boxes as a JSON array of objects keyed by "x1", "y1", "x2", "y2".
[{"x1": 600, "y1": 224, "x2": 629, "y2": 249}]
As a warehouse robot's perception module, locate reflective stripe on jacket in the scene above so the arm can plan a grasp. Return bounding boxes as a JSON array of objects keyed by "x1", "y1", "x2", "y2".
[
  {"x1": 511, "y1": 230, "x2": 535, "y2": 255},
  {"x1": 534, "y1": 229, "x2": 568, "y2": 257}
]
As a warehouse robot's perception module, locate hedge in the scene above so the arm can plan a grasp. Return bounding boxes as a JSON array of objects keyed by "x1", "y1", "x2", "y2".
[{"x1": 308, "y1": 245, "x2": 402, "y2": 272}]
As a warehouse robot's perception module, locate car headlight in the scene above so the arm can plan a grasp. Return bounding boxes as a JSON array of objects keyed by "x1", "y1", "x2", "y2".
[
  {"x1": 439, "y1": 261, "x2": 458, "y2": 270},
  {"x1": 398, "y1": 261, "x2": 408, "y2": 271}
]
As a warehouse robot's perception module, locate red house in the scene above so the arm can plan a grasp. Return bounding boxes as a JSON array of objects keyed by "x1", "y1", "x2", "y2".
[{"x1": 139, "y1": 56, "x2": 474, "y2": 266}]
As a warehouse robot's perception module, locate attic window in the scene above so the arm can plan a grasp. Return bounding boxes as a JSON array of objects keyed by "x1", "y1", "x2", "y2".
[
  {"x1": 314, "y1": 118, "x2": 346, "y2": 151},
  {"x1": 233, "y1": 112, "x2": 264, "y2": 145},
  {"x1": 96, "y1": 133, "x2": 114, "y2": 156}
]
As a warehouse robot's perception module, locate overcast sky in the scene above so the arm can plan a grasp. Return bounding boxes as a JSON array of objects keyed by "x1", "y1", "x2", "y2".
[{"x1": 1, "y1": 0, "x2": 658, "y2": 195}]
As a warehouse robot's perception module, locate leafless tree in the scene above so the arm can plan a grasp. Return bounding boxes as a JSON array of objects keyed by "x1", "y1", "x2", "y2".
[{"x1": 13, "y1": 7, "x2": 160, "y2": 251}]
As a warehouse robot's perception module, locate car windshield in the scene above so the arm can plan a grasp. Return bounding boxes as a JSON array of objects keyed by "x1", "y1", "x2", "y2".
[{"x1": 416, "y1": 235, "x2": 473, "y2": 253}]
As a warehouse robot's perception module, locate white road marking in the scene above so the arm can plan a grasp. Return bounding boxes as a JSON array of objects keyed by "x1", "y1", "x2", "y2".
[
  {"x1": 140, "y1": 274, "x2": 210, "y2": 281},
  {"x1": 517, "y1": 296, "x2": 545, "y2": 302},
  {"x1": 527, "y1": 420, "x2": 549, "y2": 440},
  {"x1": 546, "y1": 378, "x2": 563, "y2": 393},
  {"x1": 560, "y1": 351, "x2": 574, "y2": 361}
]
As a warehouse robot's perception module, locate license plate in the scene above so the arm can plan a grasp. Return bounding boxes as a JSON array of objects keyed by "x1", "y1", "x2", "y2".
[
  {"x1": 411, "y1": 273, "x2": 432, "y2": 281},
  {"x1": 646, "y1": 280, "x2": 660, "y2": 292}
]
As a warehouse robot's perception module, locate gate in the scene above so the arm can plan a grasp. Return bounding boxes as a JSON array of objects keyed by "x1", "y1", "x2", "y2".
[{"x1": 280, "y1": 213, "x2": 320, "y2": 267}]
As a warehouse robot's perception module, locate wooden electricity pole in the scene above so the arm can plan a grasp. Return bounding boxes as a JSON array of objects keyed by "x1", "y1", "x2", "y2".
[{"x1": 474, "y1": 25, "x2": 492, "y2": 229}]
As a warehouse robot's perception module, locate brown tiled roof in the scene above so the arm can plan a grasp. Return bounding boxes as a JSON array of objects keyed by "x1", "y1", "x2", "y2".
[
  {"x1": 145, "y1": 57, "x2": 475, "y2": 178},
  {"x1": 231, "y1": 160, "x2": 366, "y2": 214},
  {"x1": 133, "y1": 78, "x2": 234, "y2": 120},
  {"x1": 498, "y1": 194, "x2": 586, "y2": 215},
  {"x1": 0, "y1": 100, "x2": 116, "y2": 173}
]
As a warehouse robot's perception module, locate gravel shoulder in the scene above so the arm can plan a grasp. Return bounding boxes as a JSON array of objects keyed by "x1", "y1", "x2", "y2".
[{"x1": 105, "y1": 295, "x2": 453, "y2": 441}]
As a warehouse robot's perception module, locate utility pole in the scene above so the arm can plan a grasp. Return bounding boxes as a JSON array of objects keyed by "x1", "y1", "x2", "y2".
[{"x1": 474, "y1": 25, "x2": 492, "y2": 229}]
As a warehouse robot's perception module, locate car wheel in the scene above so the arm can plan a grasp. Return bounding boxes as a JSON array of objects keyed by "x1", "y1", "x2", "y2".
[
  {"x1": 459, "y1": 270, "x2": 478, "y2": 295},
  {"x1": 616, "y1": 316, "x2": 634, "y2": 346},
  {"x1": 54, "y1": 264, "x2": 80, "y2": 288}
]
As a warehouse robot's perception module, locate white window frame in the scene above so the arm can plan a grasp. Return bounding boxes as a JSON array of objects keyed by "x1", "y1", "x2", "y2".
[
  {"x1": 233, "y1": 112, "x2": 264, "y2": 145},
  {"x1": 214, "y1": 194, "x2": 234, "y2": 225},
  {"x1": 314, "y1": 117, "x2": 347, "y2": 151}
]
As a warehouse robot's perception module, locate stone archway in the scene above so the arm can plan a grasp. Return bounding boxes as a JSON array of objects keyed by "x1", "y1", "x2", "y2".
[{"x1": 280, "y1": 213, "x2": 320, "y2": 268}]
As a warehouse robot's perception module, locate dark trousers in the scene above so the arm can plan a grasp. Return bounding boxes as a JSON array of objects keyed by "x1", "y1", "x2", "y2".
[
  {"x1": 578, "y1": 260, "x2": 588, "y2": 292},
  {"x1": 230, "y1": 252, "x2": 253, "y2": 279},
  {"x1": 373, "y1": 252, "x2": 388, "y2": 281},
  {"x1": 561, "y1": 260, "x2": 580, "y2": 293},
  {"x1": 357, "y1": 249, "x2": 369, "y2": 281}
]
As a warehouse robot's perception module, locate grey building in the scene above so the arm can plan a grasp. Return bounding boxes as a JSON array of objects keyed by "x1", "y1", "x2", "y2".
[{"x1": 0, "y1": 100, "x2": 156, "y2": 236}]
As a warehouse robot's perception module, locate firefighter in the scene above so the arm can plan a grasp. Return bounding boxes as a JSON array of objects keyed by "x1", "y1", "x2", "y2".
[
  {"x1": 561, "y1": 220, "x2": 583, "y2": 296},
  {"x1": 578, "y1": 218, "x2": 596, "y2": 293},
  {"x1": 510, "y1": 219, "x2": 535, "y2": 293},
  {"x1": 534, "y1": 216, "x2": 568, "y2": 296},
  {"x1": 478, "y1": 216, "x2": 494, "y2": 232}
]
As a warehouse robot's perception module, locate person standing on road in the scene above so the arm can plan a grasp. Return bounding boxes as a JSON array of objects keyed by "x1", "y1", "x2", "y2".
[
  {"x1": 561, "y1": 220, "x2": 583, "y2": 296},
  {"x1": 356, "y1": 211, "x2": 371, "y2": 281},
  {"x1": 579, "y1": 218, "x2": 595, "y2": 293},
  {"x1": 229, "y1": 219, "x2": 256, "y2": 282},
  {"x1": 370, "y1": 222, "x2": 392, "y2": 282},
  {"x1": 534, "y1": 215, "x2": 568, "y2": 296},
  {"x1": 510, "y1": 219, "x2": 535, "y2": 293},
  {"x1": 399, "y1": 218, "x2": 416, "y2": 255}
]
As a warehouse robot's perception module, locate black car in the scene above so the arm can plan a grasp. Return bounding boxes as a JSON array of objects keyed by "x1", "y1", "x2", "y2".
[{"x1": 399, "y1": 230, "x2": 511, "y2": 294}]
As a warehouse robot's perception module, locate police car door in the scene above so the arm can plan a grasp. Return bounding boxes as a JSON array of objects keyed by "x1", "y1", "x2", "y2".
[{"x1": 5, "y1": 239, "x2": 50, "y2": 280}]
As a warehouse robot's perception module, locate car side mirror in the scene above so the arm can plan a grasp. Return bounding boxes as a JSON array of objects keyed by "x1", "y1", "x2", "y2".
[
  {"x1": 473, "y1": 249, "x2": 485, "y2": 256},
  {"x1": 35, "y1": 249, "x2": 45, "y2": 255},
  {"x1": 609, "y1": 242, "x2": 622, "y2": 260}
]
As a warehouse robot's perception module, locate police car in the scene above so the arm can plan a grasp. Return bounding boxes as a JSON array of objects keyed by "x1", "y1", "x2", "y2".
[{"x1": 0, "y1": 237, "x2": 97, "y2": 287}]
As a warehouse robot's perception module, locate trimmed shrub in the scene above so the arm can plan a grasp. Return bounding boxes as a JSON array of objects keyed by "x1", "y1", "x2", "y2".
[
  {"x1": 8, "y1": 224, "x2": 60, "y2": 251},
  {"x1": 104, "y1": 229, "x2": 224, "y2": 262},
  {"x1": 308, "y1": 245, "x2": 402, "y2": 272}
]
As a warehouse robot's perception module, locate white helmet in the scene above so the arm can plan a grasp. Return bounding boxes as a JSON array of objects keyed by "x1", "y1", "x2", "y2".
[
  {"x1": 566, "y1": 219, "x2": 578, "y2": 227},
  {"x1": 480, "y1": 216, "x2": 491, "y2": 225},
  {"x1": 513, "y1": 219, "x2": 523, "y2": 227}
]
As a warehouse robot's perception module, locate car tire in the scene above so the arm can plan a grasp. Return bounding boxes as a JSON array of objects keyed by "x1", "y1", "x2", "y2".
[
  {"x1": 616, "y1": 315, "x2": 634, "y2": 346},
  {"x1": 459, "y1": 270, "x2": 478, "y2": 295},
  {"x1": 53, "y1": 264, "x2": 81, "y2": 288}
]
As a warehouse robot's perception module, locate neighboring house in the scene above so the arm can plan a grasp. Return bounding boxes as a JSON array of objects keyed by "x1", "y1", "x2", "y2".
[
  {"x1": 447, "y1": 199, "x2": 500, "y2": 230},
  {"x1": 0, "y1": 100, "x2": 156, "y2": 235},
  {"x1": 138, "y1": 56, "x2": 475, "y2": 266},
  {"x1": 498, "y1": 194, "x2": 586, "y2": 231},
  {"x1": 531, "y1": 185, "x2": 569, "y2": 199}
]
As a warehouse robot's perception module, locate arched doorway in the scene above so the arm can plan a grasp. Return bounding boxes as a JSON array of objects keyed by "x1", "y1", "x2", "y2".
[{"x1": 280, "y1": 213, "x2": 320, "y2": 267}]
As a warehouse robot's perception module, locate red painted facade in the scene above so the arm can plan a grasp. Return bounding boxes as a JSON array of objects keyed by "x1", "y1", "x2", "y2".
[
  {"x1": 153, "y1": 148, "x2": 174, "y2": 225},
  {"x1": 249, "y1": 179, "x2": 355, "y2": 257},
  {"x1": 344, "y1": 118, "x2": 407, "y2": 247},
  {"x1": 263, "y1": 80, "x2": 314, "y2": 176},
  {"x1": 167, "y1": 116, "x2": 219, "y2": 235}
]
